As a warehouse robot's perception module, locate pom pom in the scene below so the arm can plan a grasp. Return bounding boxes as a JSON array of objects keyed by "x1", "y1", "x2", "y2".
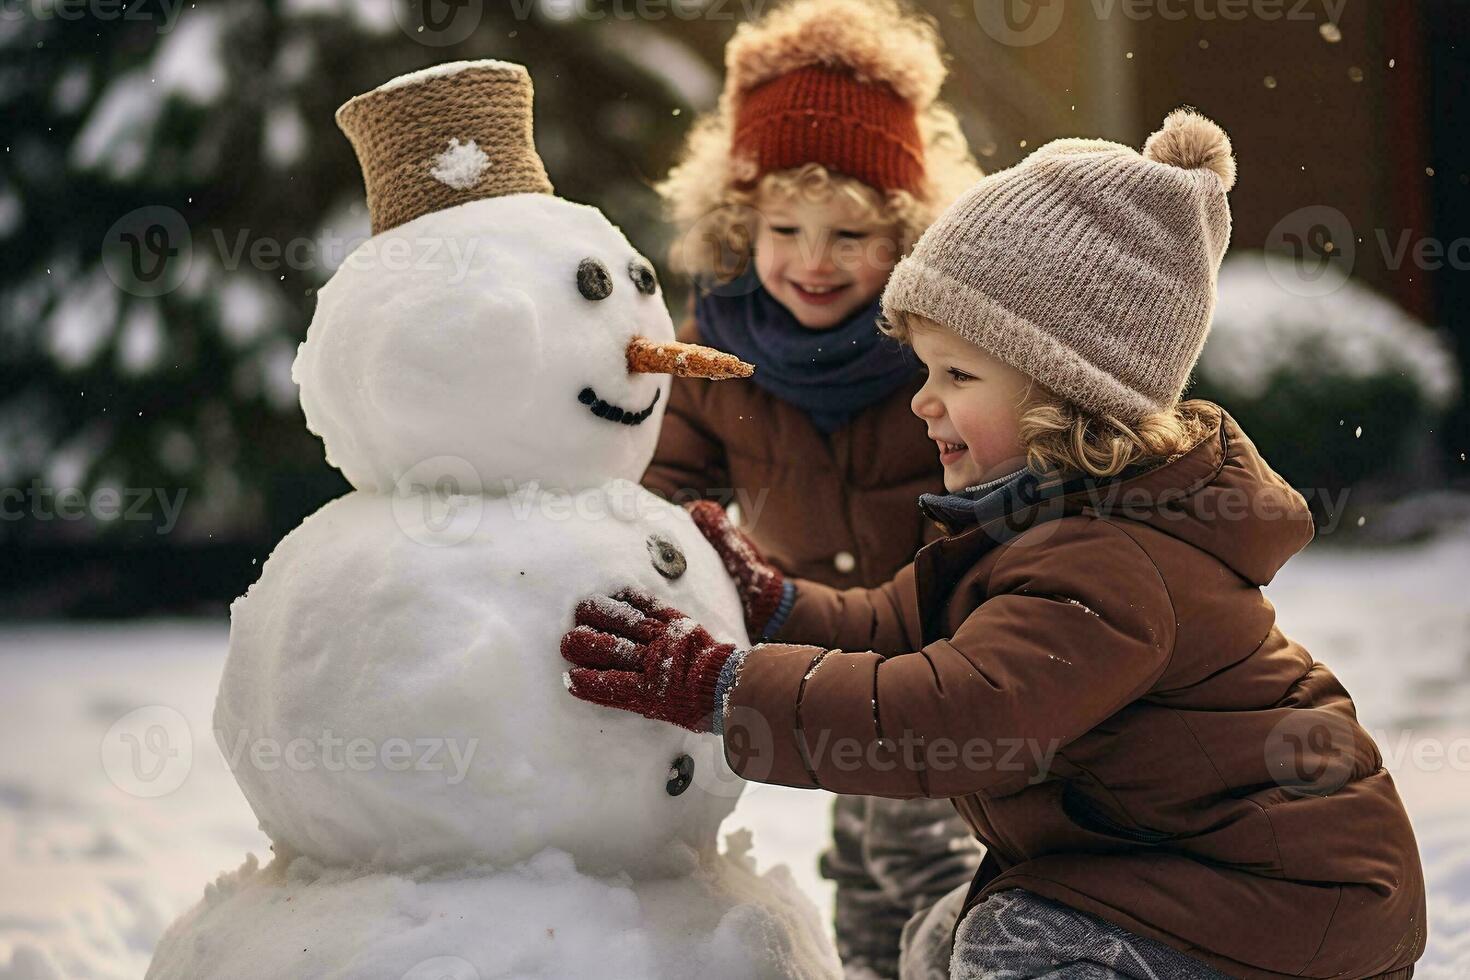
[{"x1": 1143, "y1": 108, "x2": 1237, "y2": 191}]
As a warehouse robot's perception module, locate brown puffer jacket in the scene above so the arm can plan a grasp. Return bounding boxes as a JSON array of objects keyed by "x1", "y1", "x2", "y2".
[
  {"x1": 720, "y1": 403, "x2": 1427, "y2": 979},
  {"x1": 642, "y1": 320, "x2": 941, "y2": 588}
]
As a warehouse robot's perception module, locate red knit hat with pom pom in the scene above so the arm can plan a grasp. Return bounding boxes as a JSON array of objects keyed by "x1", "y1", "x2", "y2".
[{"x1": 723, "y1": 0, "x2": 947, "y2": 195}]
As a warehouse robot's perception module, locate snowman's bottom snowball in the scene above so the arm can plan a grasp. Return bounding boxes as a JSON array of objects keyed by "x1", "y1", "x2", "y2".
[{"x1": 146, "y1": 840, "x2": 839, "y2": 980}]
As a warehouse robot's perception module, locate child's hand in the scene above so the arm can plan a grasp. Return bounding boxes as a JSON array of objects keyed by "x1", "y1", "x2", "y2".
[
  {"x1": 685, "y1": 500, "x2": 787, "y2": 639},
  {"x1": 560, "y1": 588, "x2": 737, "y2": 734}
]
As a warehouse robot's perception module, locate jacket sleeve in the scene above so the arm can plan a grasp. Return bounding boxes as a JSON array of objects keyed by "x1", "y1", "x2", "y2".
[
  {"x1": 719, "y1": 518, "x2": 1176, "y2": 798},
  {"x1": 769, "y1": 563, "x2": 923, "y2": 657}
]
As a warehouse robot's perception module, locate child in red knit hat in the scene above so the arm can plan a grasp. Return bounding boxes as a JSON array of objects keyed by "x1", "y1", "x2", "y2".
[{"x1": 643, "y1": 1, "x2": 983, "y2": 977}]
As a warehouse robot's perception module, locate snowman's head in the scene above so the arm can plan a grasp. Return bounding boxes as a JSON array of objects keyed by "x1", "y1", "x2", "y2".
[{"x1": 295, "y1": 194, "x2": 742, "y2": 494}]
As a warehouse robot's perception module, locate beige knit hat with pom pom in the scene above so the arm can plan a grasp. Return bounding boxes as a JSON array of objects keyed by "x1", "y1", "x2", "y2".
[{"x1": 882, "y1": 108, "x2": 1236, "y2": 422}]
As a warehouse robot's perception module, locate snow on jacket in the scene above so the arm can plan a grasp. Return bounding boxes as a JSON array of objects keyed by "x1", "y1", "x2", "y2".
[{"x1": 719, "y1": 402, "x2": 1426, "y2": 980}]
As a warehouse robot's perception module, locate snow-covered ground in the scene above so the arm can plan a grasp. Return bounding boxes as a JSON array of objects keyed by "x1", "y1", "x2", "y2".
[{"x1": 2, "y1": 528, "x2": 1467, "y2": 979}]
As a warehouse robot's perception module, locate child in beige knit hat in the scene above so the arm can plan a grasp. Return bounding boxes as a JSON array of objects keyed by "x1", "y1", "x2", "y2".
[
  {"x1": 565, "y1": 107, "x2": 1425, "y2": 979},
  {"x1": 878, "y1": 107, "x2": 1239, "y2": 484}
]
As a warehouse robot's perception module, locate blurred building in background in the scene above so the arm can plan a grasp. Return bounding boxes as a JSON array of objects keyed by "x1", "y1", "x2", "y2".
[{"x1": 0, "y1": 0, "x2": 1464, "y2": 616}]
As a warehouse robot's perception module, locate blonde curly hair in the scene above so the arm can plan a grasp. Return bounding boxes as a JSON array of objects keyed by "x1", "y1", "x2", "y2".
[
  {"x1": 657, "y1": 0, "x2": 981, "y2": 282},
  {"x1": 1016, "y1": 393, "x2": 1216, "y2": 479}
]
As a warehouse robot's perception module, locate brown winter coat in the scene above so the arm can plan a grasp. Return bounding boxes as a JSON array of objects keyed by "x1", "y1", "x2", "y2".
[
  {"x1": 720, "y1": 403, "x2": 1427, "y2": 979},
  {"x1": 642, "y1": 320, "x2": 941, "y2": 589}
]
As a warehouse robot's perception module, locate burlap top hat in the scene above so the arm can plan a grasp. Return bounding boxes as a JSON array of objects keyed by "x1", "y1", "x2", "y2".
[{"x1": 336, "y1": 60, "x2": 555, "y2": 235}]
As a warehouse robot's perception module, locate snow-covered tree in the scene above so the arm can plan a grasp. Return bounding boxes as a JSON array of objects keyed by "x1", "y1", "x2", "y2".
[{"x1": 0, "y1": 0, "x2": 713, "y2": 555}]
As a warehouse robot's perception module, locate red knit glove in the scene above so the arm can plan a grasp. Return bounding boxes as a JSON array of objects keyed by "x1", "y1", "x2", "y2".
[
  {"x1": 561, "y1": 589, "x2": 737, "y2": 734},
  {"x1": 685, "y1": 500, "x2": 787, "y2": 640}
]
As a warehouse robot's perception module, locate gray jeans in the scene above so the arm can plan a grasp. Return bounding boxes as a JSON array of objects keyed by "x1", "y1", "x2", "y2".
[
  {"x1": 822, "y1": 795, "x2": 982, "y2": 980},
  {"x1": 899, "y1": 886, "x2": 1230, "y2": 980}
]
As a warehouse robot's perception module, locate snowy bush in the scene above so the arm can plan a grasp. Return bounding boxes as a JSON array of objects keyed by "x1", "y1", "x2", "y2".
[{"x1": 1193, "y1": 252, "x2": 1460, "y2": 513}]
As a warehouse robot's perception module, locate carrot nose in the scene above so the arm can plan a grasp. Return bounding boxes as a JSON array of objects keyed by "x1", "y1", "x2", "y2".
[{"x1": 626, "y1": 337, "x2": 754, "y2": 380}]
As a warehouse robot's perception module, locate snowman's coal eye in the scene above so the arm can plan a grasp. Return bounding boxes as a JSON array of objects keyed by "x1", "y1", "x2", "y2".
[
  {"x1": 628, "y1": 259, "x2": 658, "y2": 296},
  {"x1": 577, "y1": 258, "x2": 613, "y2": 301}
]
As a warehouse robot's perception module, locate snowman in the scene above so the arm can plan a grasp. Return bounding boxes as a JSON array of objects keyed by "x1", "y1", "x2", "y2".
[{"x1": 148, "y1": 60, "x2": 839, "y2": 980}]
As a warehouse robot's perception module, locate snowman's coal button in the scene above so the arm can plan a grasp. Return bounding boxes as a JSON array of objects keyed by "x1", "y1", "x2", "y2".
[
  {"x1": 577, "y1": 257, "x2": 613, "y2": 300},
  {"x1": 833, "y1": 551, "x2": 856, "y2": 574},
  {"x1": 628, "y1": 258, "x2": 658, "y2": 296},
  {"x1": 646, "y1": 534, "x2": 687, "y2": 580},
  {"x1": 666, "y1": 753, "x2": 694, "y2": 796}
]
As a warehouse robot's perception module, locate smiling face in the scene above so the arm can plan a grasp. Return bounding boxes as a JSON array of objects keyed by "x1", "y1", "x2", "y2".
[
  {"x1": 751, "y1": 183, "x2": 898, "y2": 330},
  {"x1": 907, "y1": 317, "x2": 1033, "y2": 492}
]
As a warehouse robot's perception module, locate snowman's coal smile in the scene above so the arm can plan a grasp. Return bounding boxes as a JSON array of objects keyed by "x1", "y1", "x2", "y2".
[{"x1": 577, "y1": 386, "x2": 661, "y2": 426}]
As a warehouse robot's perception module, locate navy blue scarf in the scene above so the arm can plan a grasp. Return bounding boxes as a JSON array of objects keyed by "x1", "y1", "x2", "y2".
[
  {"x1": 918, "y1": 468, "x2": 1039, "y2": 534},
  {"x1": 917, "y1": 462, "x2": 1156, "y2": 537},
  {"x1": 694, "y1": 274, "x2": 920, "y2": 434}
]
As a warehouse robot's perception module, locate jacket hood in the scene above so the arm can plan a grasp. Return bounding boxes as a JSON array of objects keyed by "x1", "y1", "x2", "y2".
[{"x1": 1053, "y1": 401, "x2": 1314, "y2": 586}]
